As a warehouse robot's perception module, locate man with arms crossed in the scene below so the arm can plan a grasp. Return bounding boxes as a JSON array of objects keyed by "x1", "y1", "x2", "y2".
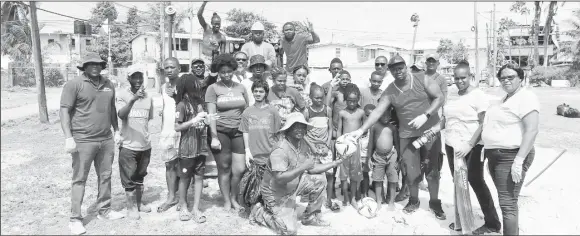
[
  {"x1": 347, "y1": 55, "x2": 446, "y2": 220},
  {"x1": 61, "y1": 52, "x2": 124, "y2": 235}
]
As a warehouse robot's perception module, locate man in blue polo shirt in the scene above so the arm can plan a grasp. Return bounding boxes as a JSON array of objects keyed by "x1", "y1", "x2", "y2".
[{"x1": 60, "y1": 52, "x2": 124, "y2": 235}]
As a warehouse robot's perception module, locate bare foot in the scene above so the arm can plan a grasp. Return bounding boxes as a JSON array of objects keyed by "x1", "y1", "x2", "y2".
[
  {"x1": 157, "y1": 197, "x2": 178, "y2": 213},
  {"x1": 351, "y1": 199, "x2": 360, "y2": 210},
  {"x1": 387, "y1": 203, "x2": 396, "y2": 211},
  {"x1": 223, "y1": 201, "x2": 232, "y2": 212},
  {"x1": 375, "y1": 202, "x2": 382, "y2": 216}
]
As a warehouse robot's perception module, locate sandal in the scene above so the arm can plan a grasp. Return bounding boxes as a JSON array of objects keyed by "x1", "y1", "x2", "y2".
[
  {"x1": 449, "y1": 223, "x2": 462, "y2": 232},
  {"x1": 192, "y1": 211, "x2": 207, "y2": 224},
  {"x1": 179, "y1": 209, "x2": 192, "y2": 221},
  {"x1": 325, "y1": 202, "x2": 341, "y2": 212},
  {"x1": 157, "y1": 200, "x2": 178, "y2": 213}
]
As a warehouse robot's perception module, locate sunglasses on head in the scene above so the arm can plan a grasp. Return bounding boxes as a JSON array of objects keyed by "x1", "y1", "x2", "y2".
[{"x1": 375, "y1": 63, "x2": 386, "y2": 67}]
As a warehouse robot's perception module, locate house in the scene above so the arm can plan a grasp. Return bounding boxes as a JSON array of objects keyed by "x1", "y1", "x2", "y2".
[
  {"x1": 129, "y1": 32, "x2": 245, "y2": 74},
  {"x1": 1, "y1": 24, "x2": 93, "y2": 68},
  {"x1": 502, "y1": 24, "x2": 558, "y2": 67},
  {"x1": 306, "y1": 42, "x2": 409, "y2": 68}
]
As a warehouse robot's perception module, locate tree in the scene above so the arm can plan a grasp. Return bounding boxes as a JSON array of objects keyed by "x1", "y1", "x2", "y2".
[
  {"x1": 223, "y1": 8, "x2": 278, "y2": 42},
  {"x1": 542, "y1": 1, "x2": 558, "y2": 67},
  {"x1": 88, "y1": 2, "x2": 118, "y2": 35},
  {"x1": 436, "y1": 38, "x2": 469, "y2": 64},
  {"x1": 531, "y1": 1, "x2": 542, "y2": 67},
  {"x1": 1, "y1": 1, "x2": 31, "y2": 61}
]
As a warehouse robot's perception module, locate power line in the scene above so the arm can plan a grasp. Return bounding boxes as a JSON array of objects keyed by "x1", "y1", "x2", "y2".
[{"x1": 21, "y1": 2, "x2": 89, "y2": 22}]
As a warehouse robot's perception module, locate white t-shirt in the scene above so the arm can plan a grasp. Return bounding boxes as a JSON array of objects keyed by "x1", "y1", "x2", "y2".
[
  {"x1": 443, "y1": 88, "x2": 489, "y2": 148},
  {"x1": 482, "y1": 88, "x2": 540, "y2": 149}
]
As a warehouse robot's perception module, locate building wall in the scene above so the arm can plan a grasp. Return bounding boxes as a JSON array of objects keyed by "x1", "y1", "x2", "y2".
[
  {"x1": 39, "y1": 33, "x2": 92, "y2": 64},
  {"x1": 307, "y1": 45, "x2": 359, "y2": 67}
]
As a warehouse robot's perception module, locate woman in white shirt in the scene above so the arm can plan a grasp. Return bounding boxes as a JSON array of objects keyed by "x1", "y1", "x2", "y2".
[
  {"x1": 444, "y1": 61, "x2": 501, "y2": 235},
  {"x1": 481, "y1": 64, "x2": 539, "y2": 235}
]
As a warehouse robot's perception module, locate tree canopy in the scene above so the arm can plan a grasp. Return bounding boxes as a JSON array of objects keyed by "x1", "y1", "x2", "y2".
[
  {"x1": 223, "y1": 8, "x2": 278, "y2": 42},
  {"x1": 436, "y1": 38, "x2": 469, "y2": 64}
]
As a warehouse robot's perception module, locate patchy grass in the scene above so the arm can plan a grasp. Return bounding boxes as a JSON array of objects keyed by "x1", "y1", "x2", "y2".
[{"x1": 1, "y1": 87, "x2": 579, "y2": 235}]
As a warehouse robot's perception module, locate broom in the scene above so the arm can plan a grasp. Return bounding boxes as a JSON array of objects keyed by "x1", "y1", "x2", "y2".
[{"x1": 453, "y1": 156, "x2": 477, "y2": 234}]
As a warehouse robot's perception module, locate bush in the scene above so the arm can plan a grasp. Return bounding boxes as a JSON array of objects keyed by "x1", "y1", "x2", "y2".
[
  {"x1": 528, "y1": 66, "x2": 568, "y2": 86},
  {"x1": 44, "y1": 68, "x2": 65, "y2": 87},
  {"x1": 10, "y1": 61, "x2": 67, "y2": 87}
]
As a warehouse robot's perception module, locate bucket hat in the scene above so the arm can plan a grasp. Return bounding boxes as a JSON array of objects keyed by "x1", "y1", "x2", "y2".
[
  {"x1": 77, "y1": 52, "x2": 106, "y2": 71},
  {"x1": 279, "y1": 112, "x2": 313, "y2": 132}
]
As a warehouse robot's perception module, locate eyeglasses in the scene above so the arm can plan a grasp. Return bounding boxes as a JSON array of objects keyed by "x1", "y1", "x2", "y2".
[
  {"x1": 499, "y1": 75, "x2": 518, "y2": 82},
  {"x1": 375, "y1": 63, "x2": 386, "y2": 67},
  {"x1": 236, "y1": 58, "x2": 247, "y2": 62}
]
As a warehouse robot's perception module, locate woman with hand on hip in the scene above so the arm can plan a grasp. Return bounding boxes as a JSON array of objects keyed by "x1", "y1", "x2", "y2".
[
  {"x1": 444, "y1": 60, "x2": 501, "y2": 235},
  {"x1": 481, "y1": 63, "x2": 539, "y2": 235}
]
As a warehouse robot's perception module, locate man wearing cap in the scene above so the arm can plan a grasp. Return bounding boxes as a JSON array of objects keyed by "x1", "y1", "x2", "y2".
[
  {"x1": 242, "y1": 55, "x2": 270, "y2": 106},
  {"x1": 241, "y1": 22, "x2": 277, "y2": 68},
  {"x1": 116, "y1": 66, "x2": 154, "y2": 220},
  {"x1": 410, "y1": 63, "x2": 425, "y2": 73},
  {"x1": 280, "y1": 20, "x2": 320, "y2": 72},
  {"x1": 346, "y1": 55, "x2": 447, "y2": 220},
  {"x1": 250, "y1": 112, "x2": 343, "y2": 235},
  {"x1": 189, "y1": 58, "x2": 217, "y2": 97},
  {"x1": 60, "y1": 52, "x2": 124, "y2": 235},
  {"x1": 424, "y1": 53, "x2": 448, "y2": 181}
]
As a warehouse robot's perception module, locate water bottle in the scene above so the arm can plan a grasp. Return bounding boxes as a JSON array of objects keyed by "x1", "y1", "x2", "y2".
[{"x1": 412, "y1": 130, "x2": 437, "y2": 149}]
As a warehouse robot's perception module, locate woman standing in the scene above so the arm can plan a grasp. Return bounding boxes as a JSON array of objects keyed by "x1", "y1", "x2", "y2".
[
  {"x1": 205, "y1": 54, "x2": 250, "y2": 212},
  {"x1": 268, "y1": 69, "x2": 306, "y2": 124},
  {"x1": 288, "y1": 65, "x2": 312, "y2": 108},
  {"x1": 444, "y1": 61, "x2": 501, "y2": 234},
  {"x1": 482, "y1": 64, "x2": 539, "y2": 235}
]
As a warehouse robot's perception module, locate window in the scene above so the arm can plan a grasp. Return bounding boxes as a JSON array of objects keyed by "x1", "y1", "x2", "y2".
[
  {"x1": 415, "y1": 50, "x2": 424, "y2": 55},
  {"x1": 335, "y1": 48, "x2": 341, "y2": 58},
  {"x1": 48, "y1": 39, "x2": 54, "y2": 44},
  {"x1": 179, "y1": 64, "x2": 189, "y2": 73},
  {"x1": 171, "y1": 38, "x2": 189, "y2": 51},
  {"x1": 144, "y1": 38, "x2": 148, "y2": 52},
  {"x1": 85, "y1": 39, "x2": 91, "y2": 46},
  {"x1": 71, "y1": 38, "x2": 76, "y2": 48}
]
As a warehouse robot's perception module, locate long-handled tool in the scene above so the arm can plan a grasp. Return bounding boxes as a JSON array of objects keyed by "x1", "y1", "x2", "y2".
[{"x1": 520, "y1": 149, "x2": 567, "y2": 197}]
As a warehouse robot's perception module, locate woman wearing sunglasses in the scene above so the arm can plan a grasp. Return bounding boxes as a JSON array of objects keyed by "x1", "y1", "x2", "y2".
[{"x1": 481, "y1": 63, "x2": 539, "y2": 235}]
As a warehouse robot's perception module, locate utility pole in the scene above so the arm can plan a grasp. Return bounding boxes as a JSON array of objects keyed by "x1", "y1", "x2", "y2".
[
  {"x1": 491, "y1": 3, "x2": 498, "y2": 87},
  {"x1": 107, "y1": 15, "x2": 112, "y2": 80},
  {"x1": 486, "y1": 23, "x2": 490, "y2": 81},
  {"x1": 410, "y1": 13, "x2": 420, "y2": 64},
  {"x1": 166, "y1": 4, "x2": 176, "y2": 60},
  {"x1": 474, "y1": 2, "x2": 480, "y2": 87},
  {"x1": 29, "y1": 1, "x2": 49, "y2": 123},
  {"x1": 158, "y1": 3, "x2": 165, "y2": 93},
  {"x1": 189, "y1": 2, "x2": 194, "y2": 65}
]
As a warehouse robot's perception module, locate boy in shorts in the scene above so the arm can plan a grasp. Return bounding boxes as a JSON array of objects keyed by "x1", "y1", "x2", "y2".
[
  {"x1": 367, "y1": 108, "x2": 399, "y2": 214},
  {"x1": 359, "y1": 104, "x2": 375, "y2": 198}
]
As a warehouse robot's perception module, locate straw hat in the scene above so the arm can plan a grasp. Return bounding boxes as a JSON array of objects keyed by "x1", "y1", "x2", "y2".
[
  {"x1": 279, "y1": 112, "x2": 313, "y2": 132},
  {"x1": 77, "y1": 52, "x2": 106, "y2": 71}
]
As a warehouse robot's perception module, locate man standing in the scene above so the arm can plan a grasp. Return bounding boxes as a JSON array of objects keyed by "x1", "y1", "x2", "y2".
[
  {"x1": 116, "y1": 67, "x2": 154, "y2": 220},
  {"x1": 424, "y1": 53, "x2": 448, "y2": 176},
  {"x1": 241, "y1": 22, "x2": 277, "y2": 68},
  {"x1": 280, "y1": 21, "x2": 321, "y2": 72},
  {"x1": 374, "y1": 56, "x2": 395, "y2": 86},
  {"x1": 60, "y1": 52, "x2": 124, "y2": 235},
  {"x1": 347, "y1": 55, "x2": 446, "y2": 220}
]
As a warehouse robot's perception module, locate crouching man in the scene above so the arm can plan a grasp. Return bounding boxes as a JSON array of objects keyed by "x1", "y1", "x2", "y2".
[
  {"x1": 249, "y1": 112, "x2": 343, "y2": 235},
  {"x1": 116, "y1": 67, "x2": 154, "y2": 220}
]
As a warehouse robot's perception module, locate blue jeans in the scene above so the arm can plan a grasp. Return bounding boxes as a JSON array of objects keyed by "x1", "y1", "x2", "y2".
[{"x1": 486, "y1": 148, "x2": 535, "y2": 235}]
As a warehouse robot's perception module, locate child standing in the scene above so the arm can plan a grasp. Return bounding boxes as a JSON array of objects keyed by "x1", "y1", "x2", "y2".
[
  {"x1": 303, "y1": 82, "x2": 339, "y2": 212},
  {"x1": 337, "y1": 84, "x2": 366, "y2": 209},
  {"x1": 238, "y1": 80, "x2": 282, "y2": 209},
  {"x1": 359, "y1": 104, "x2": 376, "y2": 198},
  {"x1": 174, "y1": 76, "x2": 212, "y2": 223},
  {"x1": 289, "y1": 65, "x2": 312, "y2": 108},
  {"x1": 367, "y1": 107, "x2": 399, "y2": 215}
]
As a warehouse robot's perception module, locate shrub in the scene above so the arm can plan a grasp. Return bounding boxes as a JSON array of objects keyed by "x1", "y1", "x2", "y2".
[
  {"x1": 44, "y1": 68, "x2": 65, "y2": 87},
  {"x1": 528, "y1": 66, "x2": 568, "y2": 86}
]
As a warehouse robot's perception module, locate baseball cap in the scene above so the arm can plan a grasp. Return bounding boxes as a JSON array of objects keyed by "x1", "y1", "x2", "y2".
[
  {"x1": 425, "y1": 53, "x2": 440, "y2": 61},
  {"x1": 387, "y1": 55, "x2": 406, "y2": 67},
  {"x1": 191, "y1": 58, "x2": 204, "y2": 65},
  {"x1": 127, "y1": 66, "x2": 145, "y2": 77}
]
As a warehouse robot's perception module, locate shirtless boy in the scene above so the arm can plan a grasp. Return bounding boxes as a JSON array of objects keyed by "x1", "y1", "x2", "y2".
[
  {"x1": 336, "y1": 84, "x2": 365, "y2": 209},
  {"x1": 367, "y1": 108, "x2": 399, "y2": 214}
]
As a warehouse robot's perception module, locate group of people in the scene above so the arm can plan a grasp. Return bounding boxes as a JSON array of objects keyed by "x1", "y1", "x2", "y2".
[{"x1": 60, "y1": 4, "x2": 540, "y2": 235}]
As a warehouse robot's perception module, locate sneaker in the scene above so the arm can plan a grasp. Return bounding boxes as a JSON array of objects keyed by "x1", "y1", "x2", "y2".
[
  {"x1": 472, "y1": 225, "x2": 501, "y2": 235},
  {"x1": 301, "y1": 213, "x2": 330, "y2": 227},
  {"x1": 403, "y1": 198, "x2": 420, "y2": 214},
  {"x1": 428, "y1": 199, "x2": 446, "y2": 220},
  {"x1": 97, "y1": 210, "x2": 125, "y2": 220},
  {"x1": 69, "y1": 221, "x2": 86, "y2": 235}
]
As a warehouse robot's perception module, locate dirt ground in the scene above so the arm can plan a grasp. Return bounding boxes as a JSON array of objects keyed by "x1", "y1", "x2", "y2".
[{"x1": 1, "y1": 86, "x2": 579, "y2": 235}]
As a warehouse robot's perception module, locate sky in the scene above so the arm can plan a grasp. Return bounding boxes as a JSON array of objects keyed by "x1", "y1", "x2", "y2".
[{"x1": 36, "y1": 1, "x2": 579, "y2": 50}]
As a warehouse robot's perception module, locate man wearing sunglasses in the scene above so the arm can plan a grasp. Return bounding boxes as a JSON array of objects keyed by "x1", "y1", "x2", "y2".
[
  {"x1": 374, "y1": 56, "x2": 394, "y2": 86},
  {"x1": 189, "y1": 58, "x2": 218, "y2": 99},
  {"x1": 233, "y1": 52, "x2": 253, "y2": 83}
]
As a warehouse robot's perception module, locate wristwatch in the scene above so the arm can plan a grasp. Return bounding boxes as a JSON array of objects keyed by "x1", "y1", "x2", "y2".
[{"x1": 424, "y1": 112, "x2": 431, "y2": 119}]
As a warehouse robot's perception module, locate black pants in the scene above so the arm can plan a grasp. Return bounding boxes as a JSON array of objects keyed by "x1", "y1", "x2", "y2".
[
  {"x1": 119, "y1": 147, "x2": 151, "y2": 191},
  {"x1": 486, "y1": 148, "x2": 534, "y2": 236},
  {"x1": 446, "y1": 144, "x2": 501, "y2": 230}
]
